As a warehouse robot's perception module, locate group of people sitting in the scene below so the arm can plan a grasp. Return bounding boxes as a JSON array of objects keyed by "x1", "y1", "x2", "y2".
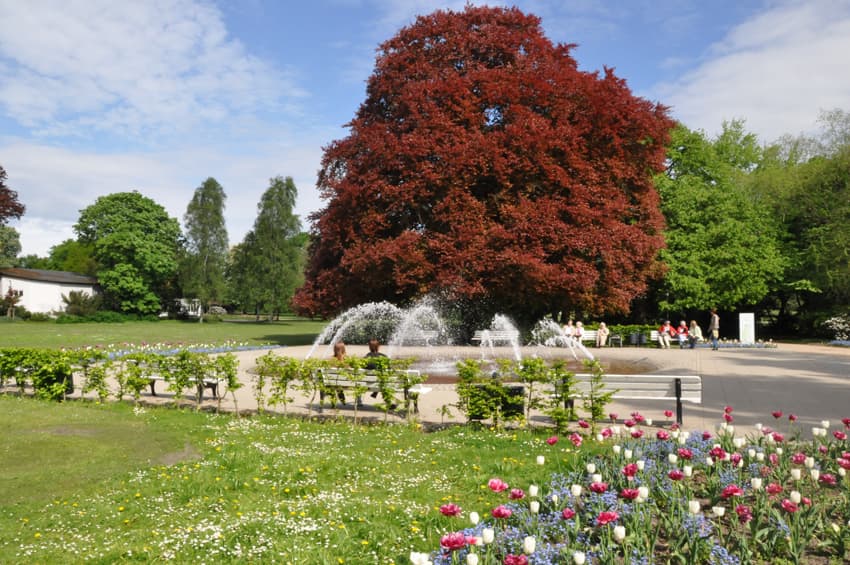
[
  {"x1": 657, "y1": 320, "x2": 704, "y2": 349},
  {"x1": 563, "y1": 320, "x2": 612, "y2": 347}
]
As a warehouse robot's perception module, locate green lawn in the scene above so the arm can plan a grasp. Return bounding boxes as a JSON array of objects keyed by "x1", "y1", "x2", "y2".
[
  {"x1": 0, "y1": 397, "x2": 569, "y2": 564},
  {"x1": 0, "y1": 316, "x2": 328, "y2": 349}
]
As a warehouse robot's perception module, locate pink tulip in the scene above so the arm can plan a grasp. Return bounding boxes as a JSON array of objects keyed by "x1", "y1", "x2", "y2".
[
  {"x1": 619, "y1": 488, "x2": 640, "y2": 500},
  {"x1": 769, "y1": 453, "x2": 779, "y2": 466},
  {"x1": 668, "y1": 469, "x2": 684, "y2": 481},
  {"x1": 509, "y1": 489, "x2": 525, "y2": 500},
  {"x1": 589, "y1": 482, "x2": 608, "y2": 494},
  {"x1": 561, "y1": 507, "x2": 576, "y2": 520},
  {"x1": 631, "y1": 429, "x2": 644, "y2": 439},
  {"x1": 702, "y1": 431, "x2": 712, "y2": 440},
  {"x1": 609, "y1": 413, "x2": 618, "y2": 421},
  {"x1": 837, "y1": 458, "x2": 850, "y2": 470},
  {"x1": 488, "y1": 478, "x2": 509, "y2": 493},
  {"x1": 709, "y1": 446, "x2": 727, "y2": 461},
  {"x1": 601, "y1": 428, "x2": 613, "y2": 438},
  {"x1": 656, "y1": 430, "x2": 670, "y2": 440},
  {"x1": 677, "y1": 448, "x2": 693, "y2": 460},
  {"x1": 724, "y1": 405, "x2": 733, "y2": 414},
  {"x1": 440, "y1": 503, "x2": 462, "y2": 516},
  {"x1": 819, "y1": 473, "x2": 838, "y2": 486},
  {"x1": 491, "y1": 505, "x2": 512, "y2": 519},
  {"x1": 504, "y1": 555, "x2": 528, "y2": 565},
  {"x1": 791, "y1": 452, "x2": 806, "y2": 465},
  {"x1": 570, "y1": 433, "x2": 583, "y2": 447},
  {"x1": 664, "y1": 410, "x2": 674, "y2": 418},
  {"x1": 578, "y1": 419, "x2": 590, "y2": 429},
  {"x1": 788, "y1": 413, "x2": 797, "y2": 422},
  {"x1": 546, "y1": 436, "x2": 559, "y2": 446},
  {"x1": 721, "y1": 484, "x2": 744, "y2": 498},
  {"x1": 622, "y1": 463, "x2": 638, "y2": 478},
  {"x1": 772, "y1": 410, "x2": 783, "y2": 419},
  {"x1": 834, "y1": 431, "x2": 847, "y2": 441},
  {"x1": 723, "y1": 413, "x2": 734, "y2": 423},
  {"x1": 440, "y1": 531, "x2": 467, "y2": 551},
  {"x1": 772, "y1": 432, "x2": 785, "y2": 443},
  {"x1": 736, "y1": 504, "x2": 753, "y2": 523},
  {"x1": 624, "y1": 419, "x2": 636, "y2": 428},
  {"x1": 766, "y1": 483, "x2": 782, "y2": 495},
  {"x1": 781, "y1": 499, "x2": 798, "y2": 513}
]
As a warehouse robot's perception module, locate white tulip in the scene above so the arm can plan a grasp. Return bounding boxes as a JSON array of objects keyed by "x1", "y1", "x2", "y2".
[
  {"x1": 613, "y1": 444, "x2": 622, "y2": 455},
  {"x1": 705, "y1": 456, "x2": 714, "y2": 467},
  {"x1": 688, "y1": 500, "x2": 701, "y2": 514},
  {"x1": 646, "y1": 418, "x2": 653, "y2": 426},
  {"x1": 671, "y1": 430, "x2": 680, "y2": 439},
  {"x1": 410, "y1": 552, "x2": 432, "y2": 565},
  {"x1": 822, "y1": 420, "x2": 830, "y2": 429},
  {"x1": 791, "y1": 468, "x2": 802, "y2": 481},
  {"x1": 591, "y1": 473, "x2": 602, "y2": 484},
  {"x1": 678, "y1": 435, "x2": 688, "y2": 445},
  {"x1": 839, "y1": 468, "x2": 846, "y2": 478},
  {"x1": 683, "y1": 465, "x2": 693, "y2": 478},
  {"x1": 469, "y1": 511, "x2": 480, "y2": 525},
  {"x1": 551, "y1": 494, "x2": 560, "y2": 505},
  {"x1": 530, "y1": 501, "x2": 540, "y2": 514},
  {"x1": 636, "y1": 460, "x2": 645, "y2": 471},
  {"x1": 790, "y1": 490, "x2": 802, "y2": 504},
  {"x1": 523, "y1": 536, "x2": 536, "y2": 555},
  {"x1": 712, "y1": 506, "x2": 726, "y2": 517},
  {"x1": 466, "y1": 553, "x2": 479, "y2": 565},
  {"x1": 805, "y1": 457, "x2": 815, "y2": 469},
  {"x1": 775, "y1": 447, "x2": 783, "y2": 456},
  {"x1": 613, "y1": 525, "x2": 626, "y2": 542},
  {"x1": 529, "y1": 485, "x2": 539, "y2": 498},
  {"x1": 719, "y1": 422, "x2": 728, "y2": 431},
  {"x1": 751, "y1": 477, "x2": 763, "y2": 491},
  {"x1": 811, "y1": 469, "x2": 820, "y2": 482},
  {"x1": 638, "y1": 486, "x2": 650, "y2": 501},
  {"x1": 755, "y1": 422, "x2": 763, "y2": 431},
  {"x1": 727, "y1": 425, "x2": 735, "y2": 436},
  {"x1": 482, "y1": 528, "x2": 495, "y2": 544},
  {"x1": 668, "y1": 453, "x2": 678, "y2": 465},
  {"x1": 596, "y1": 433, "x2": 604, "y2": 442},
  {"x1": 536, "y1": 455, "x2": 545, "y2": 465},
  {"x1": 747, "y1": 448, "x2": 756, "y2": 458},
  {"x1": 586, "y1": 463, "x2": 596, "y2": 474},
  {"x1": 756, "y1": 452, "x2": 765, "y2": 462},
  {"x1": 612, "y1": 425, "x2": 621, "y2": 436},
  {"x1": 572, "y1": 551, "x2": 587, "y2": 564},
  {"x1": 570, "y1": 484, "x2": 583, "y2": 498},
  {"x1": 624, "y1": 449, "x2": 633, "y2": 460}
]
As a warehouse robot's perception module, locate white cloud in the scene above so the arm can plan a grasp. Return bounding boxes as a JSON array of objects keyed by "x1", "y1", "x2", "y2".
[
  {"x1": 0, "y1": 0, "x2": 303, "y2": 140},
  {"x1": 656, "y1": 0, "x2": 850, "y2": 141}
]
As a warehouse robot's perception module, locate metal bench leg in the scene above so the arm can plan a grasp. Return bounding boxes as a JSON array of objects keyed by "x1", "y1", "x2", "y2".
[{"x1": 149, "y1": 379, "x2": 157, "y2": 396}]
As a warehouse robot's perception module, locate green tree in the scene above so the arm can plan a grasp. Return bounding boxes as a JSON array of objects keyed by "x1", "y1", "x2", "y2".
[
  {"x1": 655, "y1": 122, "x2": 785, "y2": 312},
  {"x1": 0, "y1": 226, "x2": 21, "y2": 268},
  {"x1": 75, "y1": 191, "x2": 181, "y2": 315},
  {"x1": 46, "y1": 239, "x2": 98, "y2": 275},
  {"x1": 179, "y1": 178, "x2": 229, "y2": 315},
  {"x1": 232, "y1": 176, "x2": 302, "y2": 318}
]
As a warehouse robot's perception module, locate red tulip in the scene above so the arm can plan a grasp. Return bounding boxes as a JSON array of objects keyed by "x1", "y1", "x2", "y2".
[
  {"x1": 721, "y1": 484, "x2": 744, "y2": 499},
  {"x1": 677, "y1": 448, "x2": 693, "y2": 460},
  {"x1": 724, "y1": 405, "x2": 733, "y2": 414},
  {"x1": 589, "y1": 482, "x2": 608, "y2": 494},
  {"x1": 596, "y1": 510, "x2": 619, "y2": 525},
  {"x1": 622, "y1": 463, "x2": 638, "y2": 478},
  {"x1": 546, "y1": 436, "x2": 559, "y2": 446},
  {"x1": 491, "y1": 505, "x2": 512, "y2": 519},
  {"x1": 735, "y1": 504, "x2": 753, "y2": 523},
  {"x1": 766, "y1": 483, "x2": 782, "y2": 495},
  {"x1": 834, "y1": 431, "x2": 847, "y2": 441},
  {"x1": 578, "y1": 419, "x2": 590, "y2": 429},
  {"x1": 781, "y1": 499, "x2": 798, "y2": 513},
  {"x1": 561, "y1": 507, "x2": 576, "y2": 520},
  {"x1": 664, "y1": 410, "x2": 674, "y2": 418},
  {"x1": 656, "y1": 430, "x2": 670, "y2": 440},
  {"x1": 509, "y1": 488, "x2": 525, "y2": 500},
  {"x1": 668, "y1": 469, "x2": 684, "y2": 481},
  {"x1": 772, "y1": 410, "x2": 783, "y2": 419},
  {"x1": 619, "y1": 488, "x2": 640, "y2": 500},
  {"x1": 504, "y1": 555, "x2": 528, "y2": 565}
]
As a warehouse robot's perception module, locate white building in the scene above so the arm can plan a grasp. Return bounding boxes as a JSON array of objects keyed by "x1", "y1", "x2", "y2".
[{"x1": 0, "y1": 268, "x2": 99, "y2": 315}]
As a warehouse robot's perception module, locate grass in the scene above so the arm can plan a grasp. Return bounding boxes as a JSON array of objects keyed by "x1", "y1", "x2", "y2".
[
  {"x1": 0, "y1": 315, "x2": 328, "y2": 349},
  {"x1": 0, "y1": 396, "x2": 577, "y2": 564}
]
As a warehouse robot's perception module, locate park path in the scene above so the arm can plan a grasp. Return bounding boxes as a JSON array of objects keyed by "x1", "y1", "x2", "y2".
[{"x1": 80, "y1": 341, "x2": 850, "y2": 437}]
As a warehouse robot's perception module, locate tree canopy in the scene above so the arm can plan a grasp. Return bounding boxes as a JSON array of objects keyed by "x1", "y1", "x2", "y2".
[
  {"x1": 228, "y1": 176, "x2": 303, "y2": 317},
  {"x1": 180, "y1": 177, "x2": 229, "y2": 309},
  {"x1": 654, "y1": 122, "x2": 785, "y2": 312},
  {"x1": 0, "y1": 165, "x2": 25, "y2": 225},
  {"x1": 294, "y1": 5, "x2": 673, "y2": 324},
  {"x1": 75, "y1": 191, "x2": 181, "y2": 315}
]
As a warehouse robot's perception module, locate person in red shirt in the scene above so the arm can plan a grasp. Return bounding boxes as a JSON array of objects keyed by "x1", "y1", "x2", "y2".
[
  {"x1": 675, "y1": 320, "x2": 689, "y2": 349},
  {"x1": 658, "y1": 320, "x2": 674, "y2": 349}
]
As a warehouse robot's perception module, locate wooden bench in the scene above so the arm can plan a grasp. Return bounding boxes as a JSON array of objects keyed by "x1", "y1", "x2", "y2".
[
  {"x1": 316, "y1": 368, "x2": 432, "y2": 413},
  {"x1": 568, "y1": 373, "x2": 702, "y2": 425},
  {"x1": 471, "y1": 330, "x2": 521, "y2": 345},
  {"x1": 147, "y1": 375, "x2": 226, "y2": 400}
]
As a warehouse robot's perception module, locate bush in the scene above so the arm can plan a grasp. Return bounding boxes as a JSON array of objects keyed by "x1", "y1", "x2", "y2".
[
  {"x1": 27, "y1": 312, "x2": 52, "y2": 322},
  {"x1": 208, "y1": 305, "x2": 227, "y2": 315},
  {"x1": 62, "y1": 290, "x2": 102, "y2": 317}
]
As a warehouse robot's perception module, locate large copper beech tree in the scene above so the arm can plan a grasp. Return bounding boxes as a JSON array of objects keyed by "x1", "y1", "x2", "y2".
[{"x1": 294, "y1": 6, "x2": 673, "y2": 323}]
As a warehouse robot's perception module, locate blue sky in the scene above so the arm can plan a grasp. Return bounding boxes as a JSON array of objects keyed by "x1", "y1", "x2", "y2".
[{"x1": 1, "y1": 0, "x2": 849, "y2": 256}]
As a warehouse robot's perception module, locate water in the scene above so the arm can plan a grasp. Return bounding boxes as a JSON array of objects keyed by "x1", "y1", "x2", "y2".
[
  {"x1": 530, "y1": 318, "x2": 594, "y2": 361},
  {"x1": 477, "y1": 314, "x2": 523, "y2": 362},
  {"x1": 305, "y1": 301, "x2": 404, "y2": 359}
]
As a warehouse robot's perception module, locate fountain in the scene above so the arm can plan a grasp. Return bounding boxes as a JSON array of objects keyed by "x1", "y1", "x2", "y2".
[{"x1": 530, "y1": 318, "x2": 595, "y2": 361}]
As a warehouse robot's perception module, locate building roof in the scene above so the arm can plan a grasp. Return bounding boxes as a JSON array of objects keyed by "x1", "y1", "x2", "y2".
[{"x1": 0, "y1": 268, "x2": 98, "y2": 285}]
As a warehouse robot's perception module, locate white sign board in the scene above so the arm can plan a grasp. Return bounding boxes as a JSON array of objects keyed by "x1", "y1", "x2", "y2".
[{"x1": 739, "y1": 313, "x2": 755, "y2": 344}]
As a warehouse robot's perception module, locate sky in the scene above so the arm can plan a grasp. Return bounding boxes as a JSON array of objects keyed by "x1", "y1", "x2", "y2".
[{"x1": 1, "y1": 0, "x2": 849, "y2": 257}]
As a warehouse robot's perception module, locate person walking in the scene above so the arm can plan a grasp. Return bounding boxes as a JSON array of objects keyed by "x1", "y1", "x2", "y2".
[{"x1": 708, "y1": 309, "x2": 720, "y2": 350}]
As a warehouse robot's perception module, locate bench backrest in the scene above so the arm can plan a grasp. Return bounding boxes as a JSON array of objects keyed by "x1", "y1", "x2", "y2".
[
  {"x1": 571, "y1": 374, "x2": 702, "y2": 403},
  {"x1": 472, "y1": 330, "x2": 520, "y2": 340},
  {"x1": 579, "y1": 330, "x2": 597, "y2": 342},
  {"x1": 318, "y1": 368, "x2": 421, "y2": 389}
]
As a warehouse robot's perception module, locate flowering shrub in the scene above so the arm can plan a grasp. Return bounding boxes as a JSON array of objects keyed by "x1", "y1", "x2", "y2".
[
  {"x1": 824, "y1": 315, "x2": 850, "y2": 343},
  {"x1": 418, "y1": 409, "x2": 850, "y2": 564}
]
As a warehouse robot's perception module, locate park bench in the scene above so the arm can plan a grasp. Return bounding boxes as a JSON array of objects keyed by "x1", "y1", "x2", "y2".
[
  {"x1": 315, "y1": 368, "x2": 432, "y2": 413},
  {"x1": 471, "y1": 330, "x2": 521, "y2": 345},
  {"x1": 567, "y1": 373, "x2": 702, "y2": 425},
  {"x1": 147, "y1": 374, "x2": 226, "y2": 400}
]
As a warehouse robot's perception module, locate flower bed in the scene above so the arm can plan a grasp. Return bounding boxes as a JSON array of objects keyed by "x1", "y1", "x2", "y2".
[{"x1": 415, "y1": 408, "x2": 850, "y2": 564}]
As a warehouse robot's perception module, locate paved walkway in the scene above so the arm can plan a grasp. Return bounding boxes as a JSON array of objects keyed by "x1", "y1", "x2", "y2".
[{"x1": 125, "y1": 341, "x2": 849, "y2": 436}]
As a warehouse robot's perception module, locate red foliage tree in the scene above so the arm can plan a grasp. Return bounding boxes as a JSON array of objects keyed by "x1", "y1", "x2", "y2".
[
  {"x1": 294, "y1": 6, "x2": 672, "y2": 325},
  {"x1": 0, "y1": 165, "x2": 25, "y2": 224}
]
